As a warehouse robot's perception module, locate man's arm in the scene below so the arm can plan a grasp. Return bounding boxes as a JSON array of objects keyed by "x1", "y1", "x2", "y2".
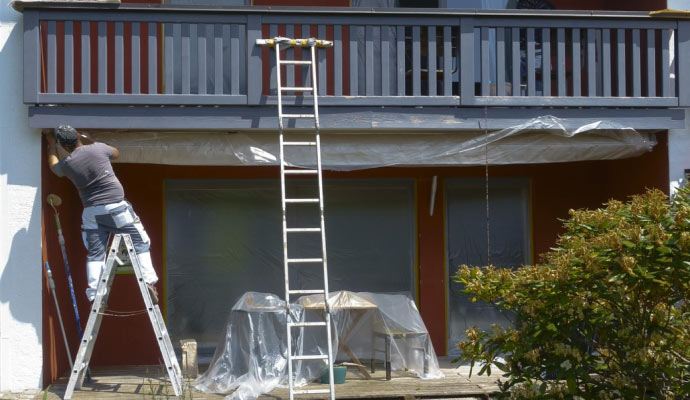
[
  {"x1": 44, "y1": 131, "x2": 60, "y2": 172},
  {"x1": 79, "y1": 131, "x2": 119, "y2": 159}
]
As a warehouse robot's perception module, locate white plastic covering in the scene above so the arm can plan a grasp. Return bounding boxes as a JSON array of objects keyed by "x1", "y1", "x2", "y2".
[
  {"x1": 195, "y1": 291, "x2": 442, "y2": 399},
  {"x1": 195, "y1": 292, "x2": 300, "y2": 399},
  {"x1": 93, "y1": 116, "x2": 655, "y2": 169}
]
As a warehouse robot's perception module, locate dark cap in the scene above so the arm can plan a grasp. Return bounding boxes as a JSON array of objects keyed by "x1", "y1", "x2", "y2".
[{"x1": 54, "y1": 125, "x2": 79, "y2": 148}]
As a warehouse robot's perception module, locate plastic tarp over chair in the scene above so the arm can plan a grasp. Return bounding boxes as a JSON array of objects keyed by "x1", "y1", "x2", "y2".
[
  {"x1": 195, "y1": 291, "x2": 443, "y2": 399},
  {"x1": 360, "y1": 292, "x2": 442, "y2": 380}
]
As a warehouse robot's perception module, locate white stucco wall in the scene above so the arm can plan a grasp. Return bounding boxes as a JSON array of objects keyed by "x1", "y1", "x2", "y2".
[
  {"x1": 0, "y1": 0, "x2": 43, "y2": 392},
  {"x1": 669, "y1": 0, "x2": 690, "y2": 196}
]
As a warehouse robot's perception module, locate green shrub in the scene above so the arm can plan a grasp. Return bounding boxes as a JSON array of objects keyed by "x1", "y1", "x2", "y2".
[{"x1": 454, "y1": 187, "x2": 690, "y2": 399}]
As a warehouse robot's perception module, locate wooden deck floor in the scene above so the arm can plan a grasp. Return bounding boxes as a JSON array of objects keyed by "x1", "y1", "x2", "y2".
[{"x1": 39, "y1": 362, "x2": 499, "y2": 400}]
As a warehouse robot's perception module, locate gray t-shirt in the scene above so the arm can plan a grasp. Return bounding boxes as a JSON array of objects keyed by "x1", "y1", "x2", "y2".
[{"x1": 53, "y1": 143, "x2": 125, "y2": 207}]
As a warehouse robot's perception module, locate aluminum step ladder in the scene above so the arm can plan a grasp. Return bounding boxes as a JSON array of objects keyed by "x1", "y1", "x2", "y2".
[
  {"x1": 64, "y1": 234, "x2": 184, "y2": 399},
  {"x1": 255, "y1": 36, "x2": 335, "y2": 400}
]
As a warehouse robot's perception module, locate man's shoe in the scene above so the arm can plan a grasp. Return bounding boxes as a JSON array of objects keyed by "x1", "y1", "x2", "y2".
[{"x1": 147, "y1": 284, "x2": 159, "y2": 305}]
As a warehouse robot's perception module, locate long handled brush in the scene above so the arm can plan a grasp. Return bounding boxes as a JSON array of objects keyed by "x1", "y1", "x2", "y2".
[{"x1": 47, "y1": 194, "x2": 92, "y2": 382}]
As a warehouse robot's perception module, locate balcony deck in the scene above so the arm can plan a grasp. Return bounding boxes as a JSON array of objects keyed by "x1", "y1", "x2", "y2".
[{"x1": 16, "y1": 2, "x2": 690, "y2": 130}]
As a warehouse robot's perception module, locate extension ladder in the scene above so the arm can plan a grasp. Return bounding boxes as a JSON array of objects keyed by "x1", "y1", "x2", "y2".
[
  {"x1": 256, "y1": 36, "x2": 335, "y2": 400},
  {"x1": 64, "y1": 234, "x2": 184, "y2": 399}
]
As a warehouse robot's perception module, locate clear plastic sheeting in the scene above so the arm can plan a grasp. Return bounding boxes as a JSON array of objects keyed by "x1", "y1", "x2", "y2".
[
  {"x1": 165, "y1": 179, "x2": 415, "y2": 354},
  {"x1": 195, "y1": 292, "x2": 304, "y2": 399},
  {"x1": 93, "y1": 116, "x2": 655, "y2": 170},
  {"x1": 445, "y1": 179, "x2": 530, "y2": 357},
  {"x1": 195, "y1": 291, "x2": 442, "y2": 399}
]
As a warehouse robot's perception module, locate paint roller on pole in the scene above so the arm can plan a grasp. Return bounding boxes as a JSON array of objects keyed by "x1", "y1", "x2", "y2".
[
  {"x1": 47, "y1": 193, "x2": 92, "y2": 382},
  {"x1": 44, "y1": 261, "x2": 73, "y2": 369}
]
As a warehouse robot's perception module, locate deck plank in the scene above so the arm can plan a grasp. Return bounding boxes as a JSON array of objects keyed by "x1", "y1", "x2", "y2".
[{"x1": 39, "y1": 364, "x2": 499, "y2": 399}]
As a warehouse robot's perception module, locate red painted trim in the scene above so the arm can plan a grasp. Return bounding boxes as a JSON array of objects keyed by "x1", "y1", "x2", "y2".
[
  {"x1": 417, "y1": 176, "x2": 447, "y2": 355},
  {"x1": 56, "y1": 21, "x2": 64, "y2": 93}
]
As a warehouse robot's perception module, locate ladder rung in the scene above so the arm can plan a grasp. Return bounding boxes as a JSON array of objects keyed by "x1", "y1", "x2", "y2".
[
  {"x1": 282, "y1": 114, "x2": 315, "y2": 119},
  {"x1": 289, "y1": 289, "x2": 325, "y2": 295},
  {"x1": 287, "y1": 258, "x2": 323, "y2": 263},
  {"x1": 293, "y1": 389, "x2": 332, "y2": 395},
  {"x1": 285, "y1": 198, "x2": 320, "y2": 203},
  {"x1": 292, "y1": 354, "x2": 329, "y2": 361},
  {"x1": 289, "y1": 321, "x2": 328, "y2": 328},
  {"x1": 283, "y1": 141, "x2": 316, "y2": 146},
  {"x1": 284, "y1": 169, "x2": 318, "y2": 175},
  {"x1": 286, "y1": 227, "x2": 321, "y2": 233},
  {"x1": 280, "y1": 60, "x2": 312, "y2": 65},
  {"x1": 280, "y1": 86, "x2": 314, "y2": 92}
]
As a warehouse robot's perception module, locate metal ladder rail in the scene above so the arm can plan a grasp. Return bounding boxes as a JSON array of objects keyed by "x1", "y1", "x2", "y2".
[
  {"x1": 64, "y1": 235, "x2": 122, "y2": 399},
  {"x1": 271, "y1": 37, "x2": 335, "y2": 400},
  {"x1": 64, "y1": 234, "x2": 184, "y2": 399},
  {"x1": 123, "y1": 234, "x2": 184, "y2": 396}
]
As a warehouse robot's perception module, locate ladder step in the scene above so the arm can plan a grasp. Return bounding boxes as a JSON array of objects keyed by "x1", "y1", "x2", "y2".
[
  {"x1": 284, "y1": 169, "x2": 318, "y2": 175},
  {"x1": 283, "y1": 141, "x2": 316, "y2": 146},
  {"x1": 286, "y1": 227, "x2": 321, "y2": 233},
  {"x1": 289, "y1": 321, "x2": 328, "y2": 328},
  {"x1": 280, "y1": 60, "x2": 312, "y2": 65},
  {"x1": 289, "y1": 289, "x2": 325, "y2": 295},
  {"x1": 292, "y1": 354, "x2": 330, "y2": 361},
  {"x1": 282, "y1": 114, "x2": 315, "y2": 119},
  {"x1": 287, "y1": 258, "x2": 323, "y2": 263},
  {"x1": 293, "y1": 389, "x2": 333, "y2": 395},
  {"x1": 280, "y1": 86, "x2": 314, "y2": 92},
  {"x1": 285, "y1": 198, "x2": 320, "y2": 203}
]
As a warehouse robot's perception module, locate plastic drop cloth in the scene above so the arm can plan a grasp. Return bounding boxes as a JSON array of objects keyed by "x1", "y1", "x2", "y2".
[
  {"x1": 195, "y1": 291, "x2": 442, "y2": 399},
  {"x1": 194, "y1": 292, "x2": 306, "y2": 399},
  {"x1": 92, "y1": 116, "x2": 655, "y2": 169}
]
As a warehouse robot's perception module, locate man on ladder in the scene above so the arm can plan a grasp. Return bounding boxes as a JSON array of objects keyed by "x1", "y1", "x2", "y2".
[
  {"x1": 45, "y1": 126, "x2": 159, "y2": 304},
  {"x1": 46, "y1": 126, "x2": 183, "y2": 399},
  {"x1": 256, "y1": 36, "x2": 336, "y2": 400}
]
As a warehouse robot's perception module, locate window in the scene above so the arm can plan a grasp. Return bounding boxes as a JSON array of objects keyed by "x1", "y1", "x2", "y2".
[
  {"x1": 445, "y1": 178, "x2": 530, "y2": 356},
  {"x1": 165, "y1": 178, "x2": 416, "y2": 357}
]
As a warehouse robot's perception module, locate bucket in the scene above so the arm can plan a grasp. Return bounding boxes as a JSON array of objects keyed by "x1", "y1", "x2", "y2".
[{"x1": 320, "y1": 365, "x2": 347, "y2": 384}]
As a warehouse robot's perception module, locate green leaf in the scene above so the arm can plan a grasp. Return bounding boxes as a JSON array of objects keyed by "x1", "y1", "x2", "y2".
[
  {"x1": 567, "y1": 375, "x2": 576, "y2": 393},
  {"x1": 622, "y1": 240, "x2": 636, "y2": 248},
  {"x1": 494, "y1": 360, "x2": 507, "y2": 372},
  {"x1": 546, "y1": 323, "x2": 557, "y2": 332},
  {"x1": 662, "y1": 366, "x2": 679, "y2": 378},
  {"x1": 658, "y1": 246, "x2": 672, "y2": 254}
]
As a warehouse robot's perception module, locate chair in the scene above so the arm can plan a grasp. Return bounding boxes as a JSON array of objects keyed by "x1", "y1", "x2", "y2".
[{"x1": 370, "y1": 324, "x2": 429, "y2": 380}]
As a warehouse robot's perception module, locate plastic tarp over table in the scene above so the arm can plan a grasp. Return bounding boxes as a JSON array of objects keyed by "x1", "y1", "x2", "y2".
[{"x1": 195, "y1": 291, "x2": 442, "y2": 399}]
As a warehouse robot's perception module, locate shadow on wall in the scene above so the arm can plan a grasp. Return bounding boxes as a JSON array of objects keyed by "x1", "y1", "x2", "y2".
[
  {"x1": 0, "y1": 5, "x2": 44, "y2": 389},
  {"x1": 0, "y1": 225, "x2": 42, "y2": 340}
]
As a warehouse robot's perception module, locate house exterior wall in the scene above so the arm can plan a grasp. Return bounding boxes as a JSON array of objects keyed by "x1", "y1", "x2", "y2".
[
  {"x1": 669, "y1": 108, "x2": 690, "y2": 195},
  {"x1": 6, "y1": 0, "x2": 679, "y2": 392},
  {"x1": 41, "y1": 132, "x2": 669, "y2": 383},
  {"x1": 668, "y1": 0, "x2": 690, "y2": 196},
  {"x1": 0, "y1": 0, "x2": 43, "y2": 393}
]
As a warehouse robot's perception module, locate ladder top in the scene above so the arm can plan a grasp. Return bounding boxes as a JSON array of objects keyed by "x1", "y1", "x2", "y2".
[{"x1": 256, "y1": 36, "x2": 333, "y2": 48}]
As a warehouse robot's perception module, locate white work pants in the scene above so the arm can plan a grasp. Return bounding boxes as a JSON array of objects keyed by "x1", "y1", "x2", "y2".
[{"x1": 81, "y1": 200, "x2": 158, "y2": 301}]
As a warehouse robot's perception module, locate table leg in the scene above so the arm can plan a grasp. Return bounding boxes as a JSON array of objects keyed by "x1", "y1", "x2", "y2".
[
  {"x1": 342, "y1": 344, "x2": 372, "y2": 379},
  {"x1": 385, "y1": 334, "x2": 391, "y2": 381}
]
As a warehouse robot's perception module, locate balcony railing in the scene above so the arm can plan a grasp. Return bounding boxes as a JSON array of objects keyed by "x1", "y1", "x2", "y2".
[{"x1": 20, "y1": 4, "x2": 690, "y2": 109}]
